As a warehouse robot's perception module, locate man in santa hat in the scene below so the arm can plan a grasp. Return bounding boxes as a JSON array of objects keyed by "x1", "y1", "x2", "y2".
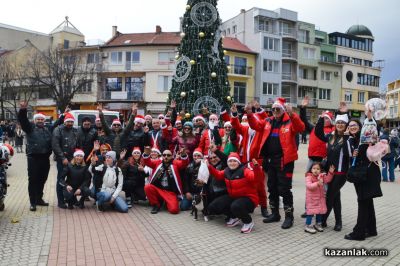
[
  {"x1": 77, "y1": 117, "x2": 97, "y2": 162},
  {"x1": 124, "y1": 112, "x2": 152, "y2": 159},
  {"x1": 18, "y1": 101, "x2": 65, "y2": 211},
  {"x1": 245, "y1": 97, "x2": 305, "y2": 229}
]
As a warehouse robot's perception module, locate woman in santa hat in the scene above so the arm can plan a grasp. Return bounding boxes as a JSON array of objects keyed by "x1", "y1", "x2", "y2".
[
  {"x1": 206, "y1": 152, "x2": 260, "y2": 234},
  {"x1": 163, "y1": 121, "x2": 199, "y2": 160}
]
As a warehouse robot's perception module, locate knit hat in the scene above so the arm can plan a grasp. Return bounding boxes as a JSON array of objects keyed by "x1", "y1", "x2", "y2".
[
  {"x1": 73, "y1": 149, "x2": 85, "y2": 157},
  {"x1": 105, "y1": 151, "x2": 116, "y2": 161},
  {"x1": 111, "y1": 119, "x2": 121, "y2": 126},
  {"x1": 335, "y1": 114, "x2": 349, "y2": 124},
  {"x1": 272, "y1": 97, "x2": 286, "y2": 110},
  {"x1": 151, "y1": 148, "x2": 161, "y2": 155},
  {"x1": 209, "y1": 114, "x2": 219, "y2": 121},
  {"x1": 64, "y1": 112, "x2": 75, "y2": 123},
  {"x1": 227, "y1": 152, "x2": 241, "y2": 164},
  {"x1": 224, "y1": 121, "x2": 232, "y2": 127},
  {"x1": 193, "y1": 115, "x2": 206, "y2": 124},
  {"x1": 134, "y1": 115, "x2": 145, "y2": 124},
  {"x1": 193, "y1": 148, "x2": 203, "y2": 157},
  {"x1": 183, "y1": 121, "x2": 193, "y2": 129},
  {"x1": 132, "y1": 147, "x2": 141, "y2": 155},
  {"x1": 33, "y1": 113, "x2": 46, "y2": 121},
  {"x1": 322, "y1": 111, "x2": 334, "y2": 124},
  {"x1": 158, "y1": 114, "x2": 165, "y2": 120}
]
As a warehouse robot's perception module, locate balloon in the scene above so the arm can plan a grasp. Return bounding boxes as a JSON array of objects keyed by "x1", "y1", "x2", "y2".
[{"x1": 365, "y1": 98, "x2": 387, "y2": 120}]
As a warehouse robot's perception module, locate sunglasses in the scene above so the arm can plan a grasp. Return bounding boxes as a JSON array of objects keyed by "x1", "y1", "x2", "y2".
[
  {"x1": 224, "y1": 126, "x2": 232, "y2": 129},
  {"x1": 272, "y1": 107, "x2": 282, "y2": 112},
  {"x1": 113, "y1": 124, "x2": 121, "y2": 127},
  {"x1": 132, "y1": 152, "x2": 141, "y2": 155},
  {"x1": 162, "y1": 154, "x2": 172, "y2": 157}
]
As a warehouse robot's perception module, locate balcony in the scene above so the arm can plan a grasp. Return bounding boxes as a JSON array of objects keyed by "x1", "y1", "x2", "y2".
[
  {"x1": 282, "y1": 72, "x2": 297, "y2": 83},
  {"x1": 100, "y1": 90, "x2": 144, "y2": 101},
  {"x1": 296, "y1": 98, "x2": 318, "y2": 107},
  {"x1": 282, "y1": 49, "x2": 297, "y2": 61},
  {"x1": 228, "y1": 65, "x2": 253, "y2": 76},
  {"x1": 280, "y1": 28, "x2": 297, "y2": 40}
]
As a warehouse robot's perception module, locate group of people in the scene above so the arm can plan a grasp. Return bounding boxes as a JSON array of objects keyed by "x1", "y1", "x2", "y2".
[
  {"x1": 16, "y1": 96, "x2": 390, "y2": 238},
  {"x1": 0, "y1": 120, "x2": 24, "y2": 153}
]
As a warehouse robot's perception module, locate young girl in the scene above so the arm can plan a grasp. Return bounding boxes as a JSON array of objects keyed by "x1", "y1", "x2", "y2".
[{"x1": 305, "y1": 162, "x2": 335, "y2": 234}]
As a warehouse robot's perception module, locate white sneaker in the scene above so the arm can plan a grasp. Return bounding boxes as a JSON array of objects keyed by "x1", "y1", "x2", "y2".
[
  {"x1": 305, "y1": 225, "x2": 317, "y2": 234},
  {"x1": 241, "y1": 222, "x2": 254, "y2": 234},
  {"x1": 314, "y1": 223, "x2": 324, "y2": 232},
  {"x1": 226, "y1": 218, "x2": 241, "y2": 227}
]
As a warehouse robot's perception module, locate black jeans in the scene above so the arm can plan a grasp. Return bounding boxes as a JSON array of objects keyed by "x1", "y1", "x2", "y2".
[
  {"x1": 123, "y1": 184, "x2": 146, "y2": 201},
  {"x1": 323, "y1": 174, "x2": 347, "y2": 225},
  {"x1": 207, "y1": 194, "x2": 255, "y2": 224},
  {"x1": 352, "y1": 198, "x2": 377, "y2": 238},
  {"x1": 63, "y1": 186, "x2": 91, "y2": 205},
  {"x1": 27, "y1": 156, "x2": 50, "y2": 205},
  {"x1": 267, "y1": 162, "x2": 294, "y2": 208}
]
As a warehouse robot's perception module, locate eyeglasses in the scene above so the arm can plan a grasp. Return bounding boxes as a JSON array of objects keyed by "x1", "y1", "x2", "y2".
[
  {"x1": 162, "y1": 154, "x2": 172, "y2": 157},
  {"x1": 112, "y1": 124, "x2": 121, "y2": 127},
  {"x1": 349, "y1": 124, "x2": 358, "y2": 128},
  {"x1": 272, "y1": 107, "x2": 282, "y2": 112},
  {"x1": 132, "y1": 152, "x2": 141, "y2": 155},
  {"x1": 195, "y1": 119, "x2": 203, "y2": 123},
  {"x1": 224, "y1": 126, "x2": 232, "y2": 129}
]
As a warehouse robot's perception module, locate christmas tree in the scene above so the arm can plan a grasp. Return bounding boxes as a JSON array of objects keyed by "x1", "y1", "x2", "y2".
[{"x1": 168, "y1": 0, "x2": 231, "y2": 116}]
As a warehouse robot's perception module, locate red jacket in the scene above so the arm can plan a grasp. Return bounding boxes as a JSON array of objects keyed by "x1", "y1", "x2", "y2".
[
  {"x1": 143, "y1": 155, "x2": 189, "y2": 197},
  {"x1": 198, "y1": 128, "x2": 225, "y2": 157},
  {"x1": 208, "y1": 164, "x2": 260, "y2": 206},
  {"x1": 308, "y1": 126, "x2": 334, "y2": 158},
  {"x1": 162, "y1": 118, "x2": 179, "y2": 152},
  {"x1": 247, "y1": 112, "x2": 305, "y2": 167}
]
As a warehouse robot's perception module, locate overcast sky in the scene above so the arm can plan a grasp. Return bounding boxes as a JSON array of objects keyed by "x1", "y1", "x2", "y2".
[{"x1": 1, "y1": 0, "x2": 399, "y2": 88}]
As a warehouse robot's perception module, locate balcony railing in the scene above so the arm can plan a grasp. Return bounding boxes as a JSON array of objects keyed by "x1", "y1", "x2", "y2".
[
  {"x1": 282, "y1": 49, "x2": 297, "y2": 59},
  {"x1": 100, "y1": 90, "x2": 144, "y2": 101},
  {"x1": 228, "y1": 65, "x2": 253, "y2": 76},
  {"x1": 280, "y1": 28, "x2": 296, "y2": 39},
  {"x1": 297, "y1": 98, "x2": 318, "y2": 107},
  {"x1": 282, "y1": 72, "x2": 297, "y2": 81}
]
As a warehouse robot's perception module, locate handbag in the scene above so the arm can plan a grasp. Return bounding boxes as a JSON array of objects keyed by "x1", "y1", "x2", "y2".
[{"x1": 347, "y1": 162, "x2": 369, "y2": 183}]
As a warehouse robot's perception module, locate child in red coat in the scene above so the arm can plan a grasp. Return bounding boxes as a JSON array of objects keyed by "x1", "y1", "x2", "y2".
[{"x1": 305, "y1": 162, "x2": 335, "y2": 234}]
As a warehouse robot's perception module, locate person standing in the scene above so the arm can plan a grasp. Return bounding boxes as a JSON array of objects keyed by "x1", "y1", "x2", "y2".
[
  {"x1": 15, "y1": 124, "x2": 24, "y2": 153},
  {"x1": 245, "y1": 98, "x2": 305, "y2": 229},
  {"x1": 18, "y1": 102, "x2": 53, "y2": 211},
  {"x1": 77, "y1": 117, "x2": 97, "y2": 162},
  {"x1": 380, "y1": 128, "x2": 399, "y2": 182}
]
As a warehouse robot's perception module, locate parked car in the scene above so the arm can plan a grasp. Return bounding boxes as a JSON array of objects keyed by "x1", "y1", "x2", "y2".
[{"x1": 68, "y1": 110, "x2": 119, "y2": 127}]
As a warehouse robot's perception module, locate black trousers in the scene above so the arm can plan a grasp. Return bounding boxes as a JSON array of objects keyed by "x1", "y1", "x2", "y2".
[
  {"x1": 323, "y1": 174, "x2": 347, "y2": 224},
  {"x1": 27, "y1": 156, "x2": 50, "y2": 205},
  {"x1": 123, "y1": 184, "x2": 146, "y2": 201},
  {"x1": 352, "y1": 198, "x2": 377, "y2": 238},
  {"x1": 207, "y1": 194, "x2": 255, "y2": 224},
  {"x1": 63, "y1": 186, "x2": 91, "y2": 205},
  {"x1": 267, "y1": 162, "x2": 294, "y2": 208}
]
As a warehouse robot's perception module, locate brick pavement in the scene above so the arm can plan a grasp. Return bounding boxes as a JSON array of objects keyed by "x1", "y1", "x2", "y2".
[{"x1": 0, "y1": 145, "x2": 399, "y2": 265}]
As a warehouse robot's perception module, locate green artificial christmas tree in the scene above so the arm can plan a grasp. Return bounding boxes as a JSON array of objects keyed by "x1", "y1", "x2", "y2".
[{"x1": 168, "y1": 0, "x2": 231, "y2": 116}]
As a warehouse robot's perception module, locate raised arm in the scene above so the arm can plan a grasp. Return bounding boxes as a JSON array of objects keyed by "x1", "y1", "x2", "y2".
[
  {"x1": 122, "y1": 103, "x2": 137, "y2": 136},
  {"x1": 314, "y1": 117, "x2": 329, "y2": 143},
  {"x1": 17, "y1": 102, "x2": 33, "y2": 134},
  {"x1": 98, "y1": 104, "x2": 111, "y2": 136}
]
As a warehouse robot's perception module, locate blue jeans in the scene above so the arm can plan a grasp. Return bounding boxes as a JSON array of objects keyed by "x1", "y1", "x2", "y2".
[
  {"x1": 382, "y1": 158, "x2": 395, "y2": 181},
  {"x1": 96, "y1": 191, "x2": 128, "y2": 213},
  {"x1": 180, "y1": 196, "x2": 192, "y2": 211},
  {"x1": 306, "y1": 214, "x2": 323, "y2": 225},
  {"x1": 56, "y1": 160, "x2": 65, "y2": 205}
]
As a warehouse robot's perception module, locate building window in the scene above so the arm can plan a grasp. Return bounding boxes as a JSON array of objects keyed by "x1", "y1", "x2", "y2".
[
  {"x1": 357, "y1": 73, "x2": 380, "y2": 87},
  {"x1": 352, "y1": 58, "x2": 362, "y2": 65},
  {"x1": 318, "y1": 88, "x2": 331, "y2": 100},
  {"x1": 258, "y1": 19, "x2": 269, "y2": 32},
  {"x1": 300, "y1": 68, "x2": 308, "y2": 79},
  {"x1": 131, "y1": 51, "x2": 140, "y2": 63},
  {"x1": 157, "y1": 76, "x2": 172, "y2": 92},
  {"x1": 263, "y1": 59, "x2": 279, "y2": 73},
  {"x1": 344, "y1": 91, "x2": 352, "y2": 102},
  {"x1": 158, "y1": 51, "x2": 175, "y2": 64},
  {"x1": 38, "y1": 87, "x2": 52, "y2": 99},
  {"x1": 125, "y1": 77, "x2": 144, "y2": 99},
  {"x1": 233, "y1": 82, "x2": 246, "y2": 104},
  {"x1": 224, "y1": 55, "x2": 230, "y2": 65},
  {"x1": 364, "y1": 60, "x2": 373, "y2": 67},
  {"x1": 234, "y1": 57, "x2": 247, "y2": 75},
  {"x1": 262, "y1": 83, "x2": 279, "y2": 95},
  {"x1": 263, "y1": 37, "x2": 280, "y2": 51},
  {"x1": 77, "y1": 81, "x2": 92, "y2": 93},
  {"x1": 321, "y1": 71, "x2": 332, "y2": 81},
  {"x1": 227, "y1": 28, "x2": 231, "y2": 35},
  {"x1": 303, "y1": 47, "x2": 315, "y2": 59},
  {"x1": 358, "y1": 91, "x2": 365, "y2": 103},
  {"x1": 233, "y1": 25, "x2": 237, "y2": 33},
  {"x1": 110, "y1": 52, "x2": 123, "y2": 64},
  {"x1": 338, "y1": 55, "x2": 350, "y2": 63},
  {"x1": 87, "y1": 53, "x2": 99, "y2": 64},
  {"x1": 64, "y1": 40, "x2": 69, "y2": 49},
  {"x1": 106, "y1": 77, "x2": 122, "y2": 91},
  {"x1": 298, "y1": 30, "x2": 310, "y2": 43}
]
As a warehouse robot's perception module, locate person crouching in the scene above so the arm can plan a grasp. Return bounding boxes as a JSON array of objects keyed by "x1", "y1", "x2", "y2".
[
  {"x1": 59, "y1": 149, "x2": 92, "y2": 209},
  {"x1": 143, "y1": 147, "x2": 189, "y2": 214},
  {"x1": 206, "y1": 153, "x2": 260, "y2": 234}
]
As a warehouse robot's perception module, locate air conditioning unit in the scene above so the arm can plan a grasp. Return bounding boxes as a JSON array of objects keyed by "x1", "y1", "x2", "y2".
[
  {"x1": 101, "y1": 52, "x2": 108, "y2": 58},
  {"x1": 334, "y1": 72, "x2": 339, "y2": 77}
]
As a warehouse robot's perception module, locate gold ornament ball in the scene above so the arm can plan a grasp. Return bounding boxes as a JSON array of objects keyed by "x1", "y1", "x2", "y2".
[
  {"x1": 185, "y1": 113, "x2": 191, "y2": 119},
  {"x1": 175, "y1": 55, "x2": 180, "y2": 59},
  {"x1": 180, "y1": 92, "x2": 186, "y2": 97},
  {"x1": 190, "y1": 60, "x2": 196, "y2": 65},
  {"x1": 211, "y1": 72, "x2": 217, "y2": 78},
  {"x1": 186, "y1": 5, "x2": 191, "y2": 10},
  {"x1": 227, "y1": 65, "x2": 231, "y2": 70},
  {"x1": 180, "y1": 32, "x2": 186, "y2": 38},
  {"x1": 223, "y1": 50, "x2": 227, "y2": 55},
  {"x1": 227, "y1": 96, "x2": 232, "y2": 101},
  {"x1": 199, "y1": 32, "x2": 205, "y2": 38}
]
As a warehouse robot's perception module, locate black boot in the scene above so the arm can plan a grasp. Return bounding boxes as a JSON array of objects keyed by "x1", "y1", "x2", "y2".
[
  {"x1": 151, "y1": 205, "x2": 160, "y2": 214},
  {"x1": 263, "y1": 204, "x2": 280, "y2": 223},
  {"x1": 281, "y1": 206, "x2": 294, "y2": 229},
  {"x1": 261, "y1": 207, "x2": 269, "y2": 218}
]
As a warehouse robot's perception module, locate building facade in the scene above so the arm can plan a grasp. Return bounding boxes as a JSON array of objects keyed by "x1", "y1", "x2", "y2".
[{"x1": 386, "y1": 79, "x2": 400, "y2": 128}]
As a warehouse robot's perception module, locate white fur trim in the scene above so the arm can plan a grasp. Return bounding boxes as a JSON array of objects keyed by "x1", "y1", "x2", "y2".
[
  {"x1": 134, "y1": 117, "x2": 145, "y2": 124},
  {"x1": 33, "y1": 113, "x2": 46, "y2": 120},
  {"x1": 73, "y1": 150, "x2": 85, "y2": 157}
]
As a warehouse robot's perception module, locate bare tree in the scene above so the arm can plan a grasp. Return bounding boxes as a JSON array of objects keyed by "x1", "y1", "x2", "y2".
[{"x1": 27, "y1": 47, "x2": 95, "y2": 112}]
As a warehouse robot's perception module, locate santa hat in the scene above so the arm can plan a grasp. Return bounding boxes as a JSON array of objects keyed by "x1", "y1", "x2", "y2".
[
  {"x1": 272, "y1": 97, "x2": 286, "y2": 110},
  {"x1": 241, "y1": 115, "x2": 248, "y2": 121},
  {"x1": 193, "y1": 148, "x2": 203, "y2": 157},
  {"x1": 95, "y1": 116, "x2": 100, "y2": 122},
  {"x1": 227, "y1": 152, "x2": 241, "y2": 164},
  {"x1": 134, "y1": 115, "x2": 145, "y2": 124},
  {"x1": 335, "y1": 114, "x2": 349, "y2": 124},
  {"x1": 158, "y1": 114, "x2": 165, "y2": 120},
  {"x1": 111, "y1": 119, "x2": 121, "y2": 126},
  {"x1": 73, "y1": 149, "x2": 85, "y2": 157},
  {"x1": 145, "y1": 114, "x2": 153, "y2": 120},
  {"x1": 33, "y1": 113, "x2": 46, "y2": 120},
  {"x1": 322, "y1": 111, "x2": 334, "y2": 124},
  {"x1": 224, "y1": 121, "x2": 232, "y2": 128},
  {"x1": 64, "y1": 112, "x2": 75, "y2": 123},
  {"x1": 132, "y1": 147, "x2": 141, "y2": 155},
  {"x1": 151, "y1": 148, "x2": 161, "y2": 155},
  {"x1": 209, "y1": 114, "x2": 219, "y2": 121},
  {"x1": 193, "y1": 115, "x2": 206, "y2": 124},
  {"x1": 175, "y1": 117, "x2": 182, "y2": 125}
]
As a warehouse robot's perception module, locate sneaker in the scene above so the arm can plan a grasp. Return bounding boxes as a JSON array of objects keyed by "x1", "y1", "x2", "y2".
[
  {"x1": 241, "y1": 222, "x2": 254, "y2": 234},
  {"x1": 58, "y1": 203, "x2": 67, "y2": 209},
  {"x1": 151, "y1": 205, "x2": 160, "y2": 214},
  {"x1": 226, "y1": 218, "x2": 241, "y2": 227},
  {"x1": 96, "y1": 202, "x2": 104, "y2": 212},
  {"x1": 314, "y1": 223, "x2": 324, "y2": 232},
  {"x1": 305, "y1": 225, "x2": 317, "y2": 234},
  {"x1": 126, "y1": 197, "x2": 132, "y2": 208}
]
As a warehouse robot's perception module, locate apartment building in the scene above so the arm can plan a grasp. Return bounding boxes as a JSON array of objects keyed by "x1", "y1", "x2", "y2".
[{"x1": 386, "y1": 79, "x2": 400, "y2": 128}]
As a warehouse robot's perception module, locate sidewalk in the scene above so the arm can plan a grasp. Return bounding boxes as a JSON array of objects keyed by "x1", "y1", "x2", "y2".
[{"x1": 1, "y1": 145, "x2": 400, "y2": 265}]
